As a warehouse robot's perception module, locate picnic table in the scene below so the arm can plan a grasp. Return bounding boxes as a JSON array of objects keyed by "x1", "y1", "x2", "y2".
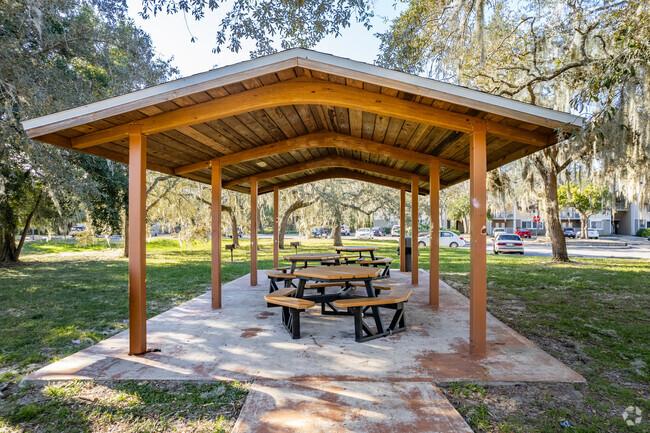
[
  {"x1": 283, "y1": 253, "x2": 342, "y2": 273},
  {"x1": 267, "y1": 265, "x2": 411, "y2": 342},
  {"x1": 334, "y1": 245, "x2": 378, "y2": 262},
  {"x1": 293, "y1": 266, "x2": 381, "y2": 315}
]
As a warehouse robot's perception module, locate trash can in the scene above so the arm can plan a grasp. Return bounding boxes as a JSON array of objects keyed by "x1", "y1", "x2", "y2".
[
  {"x1": 396, "y1": 237, "x2": 413, "y2": 271},
  {"x1": 404, "y1": 236, "x2": 412, "y2": 271}
]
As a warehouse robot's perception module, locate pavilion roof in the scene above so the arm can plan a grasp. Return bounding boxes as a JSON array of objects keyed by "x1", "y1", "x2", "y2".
[{"x1": 22, "y1": 49, "x2": 583, "y2": 194}]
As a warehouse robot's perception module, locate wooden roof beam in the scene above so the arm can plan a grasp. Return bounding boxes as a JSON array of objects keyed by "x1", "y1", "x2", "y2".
[
  {"x1": 69, "y1": 78, "x2": 549, "y2": 150},
  {"x1": 256, "y1": 168, "x2": 430, "y2": 195},
  {"x1": 223, "y1": 154, "x2": 431, "y2": 188},
  {"x1": 174, "y1": 131, "x2": 469, "y2": 176}
]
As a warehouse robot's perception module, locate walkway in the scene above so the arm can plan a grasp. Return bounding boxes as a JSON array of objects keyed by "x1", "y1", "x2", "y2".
[{"x1": 26, "y1": 270, "x2": 584, "y2": 432}]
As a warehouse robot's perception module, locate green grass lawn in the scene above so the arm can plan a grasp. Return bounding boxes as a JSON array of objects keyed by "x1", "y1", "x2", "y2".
[{"x1": 1, "y1": 236, "x2": 648, "y2": 432}]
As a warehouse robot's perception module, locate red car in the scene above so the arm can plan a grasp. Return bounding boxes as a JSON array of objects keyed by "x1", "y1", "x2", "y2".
[{"x1": 514, "y1": 229, "x2": 532, "y2": 238}]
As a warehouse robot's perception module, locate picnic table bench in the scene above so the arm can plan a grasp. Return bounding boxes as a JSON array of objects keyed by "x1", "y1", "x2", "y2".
[
  {"x1": 264, "y1": 270, "x2": 296, "y2": 293},
  {"x1": 333, "y1": 289, "x2": 412, "y2": 342},
  {"x1": 357, "y1": 257, "x2": 393, "y2": 278},
  {"x1": 265, "y1": 287, "x2": 314, "y2": 339}
]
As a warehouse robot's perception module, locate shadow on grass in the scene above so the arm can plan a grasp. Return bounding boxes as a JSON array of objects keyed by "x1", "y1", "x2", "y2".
[{"x1": 1, "y1": 380, "x2": 247, "y2": 433}]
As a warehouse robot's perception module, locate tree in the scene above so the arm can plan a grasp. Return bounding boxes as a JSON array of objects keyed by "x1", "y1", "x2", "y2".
[
  {"x1": 140, "y1": 0, "x2": 374, "y2": 56},
  {"x1": 447, "y1": 189, "x2": 471, "y2": 234},
  {"x1": 558, "y1": 182, "x2": 609, "y2": 239},
  {"x1": 377, "y1": 0, "x2": 650, "y2": 261},
  {"x1": 299, "y1": 179, "x2": 394, "y2": 246},
  {"x1": 278, "y1": 198, "x2": 313, "y2": 249},
  {"x1": 0, "y1": 1, "x2": 175, "y2": 263}
]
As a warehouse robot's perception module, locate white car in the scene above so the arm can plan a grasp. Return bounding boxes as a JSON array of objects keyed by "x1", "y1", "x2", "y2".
[
  {"x1": 584, "y1": 229, "x2": 599, "y2": 239},
  {"x1": 341, "y1": 225, "x2": 351, "y2": 236},
  {"x1": 492, "y1": 228, "x2": 506, "y2": 238},
  {"x1": 493, "y1": 234, "x2": 524, "y2": 254},
  {"x1": 417, "y1": 230, "x2": 466, "y2": 248},
  {"x1": 355, "y1": 228, "x2": 373, "y2": 239}
]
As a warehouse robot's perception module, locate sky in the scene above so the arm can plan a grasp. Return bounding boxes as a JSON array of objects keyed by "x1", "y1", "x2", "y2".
[{"x1": 126, "y1": 0, "x2": 404, "y2": 78}]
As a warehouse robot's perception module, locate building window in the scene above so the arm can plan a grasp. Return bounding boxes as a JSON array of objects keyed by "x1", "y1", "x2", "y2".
[
  {"x1": 522, "y1": 220, "x2": 543, "y2": 229},
  {"x1": 590, "y1": 220, "x2": 603, "y2": 230}
]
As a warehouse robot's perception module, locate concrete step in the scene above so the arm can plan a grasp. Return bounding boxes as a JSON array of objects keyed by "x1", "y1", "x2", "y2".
[{"x1": 233, "y1": 380, "x2": 473, "y2": 433}]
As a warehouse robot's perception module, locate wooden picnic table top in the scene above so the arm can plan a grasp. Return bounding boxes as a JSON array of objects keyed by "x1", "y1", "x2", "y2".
[
  {"x1": 294, "y1": 266, "x2": 381, "y2": 280},
  {"x1": 283, "y1": 253, "x2": 342, "y2": 261},
  {"x1": 334, "y1": 246, "x2": 377, "y2": 252}
]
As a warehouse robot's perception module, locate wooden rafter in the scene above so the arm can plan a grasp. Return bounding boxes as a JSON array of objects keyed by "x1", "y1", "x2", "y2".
[
  {"x1": 256, "y1": 168, "x2": 430, "y2": 195},
  {"x1": 223, "y1": 154, "x2": 431, "y2": 188},
  {"x1": 175, "y1": 131, "x2": 469, "y2": 176},
  {"x1": 69, "y1": 78, "x2": 549, "y2": 150}
]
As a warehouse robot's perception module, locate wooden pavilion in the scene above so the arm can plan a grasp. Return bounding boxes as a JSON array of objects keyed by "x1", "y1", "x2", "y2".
[{"x1": 21, "y1": 49, "x2": 583, "y2": 357}]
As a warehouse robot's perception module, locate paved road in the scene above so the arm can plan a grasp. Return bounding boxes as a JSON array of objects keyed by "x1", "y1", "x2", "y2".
[{"x1": 496, "y1": 242, "x2": 650, "y2": 259}]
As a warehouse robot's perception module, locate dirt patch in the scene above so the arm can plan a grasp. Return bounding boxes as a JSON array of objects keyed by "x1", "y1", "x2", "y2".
[{"x1": 440, "y1": 382, "x2": 599, "y2": 431}]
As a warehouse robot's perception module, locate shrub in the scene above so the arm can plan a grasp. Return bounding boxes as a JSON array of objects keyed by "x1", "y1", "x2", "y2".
[
  {"x1": 636, "y1": 227, "x2": 650, "y2": 238},
  {"x1": 75, "y1": 228, "x2": 96, "y2": 248}
]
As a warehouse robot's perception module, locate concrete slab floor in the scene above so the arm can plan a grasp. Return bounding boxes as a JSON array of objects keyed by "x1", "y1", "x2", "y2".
[
  {"x1": 25, "y1": 270, "x2": 584, "y2": 384},
  {"x1": 24, "y1": 270, "x2": 584, "y2": 431}
]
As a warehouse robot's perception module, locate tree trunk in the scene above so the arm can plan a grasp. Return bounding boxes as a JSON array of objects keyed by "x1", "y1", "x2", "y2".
[
  {"x1": 1, "y1": 189, "x2": 42, "y2": 264},
  {"x1": 278, "y1": 199, "x2": 312, "y2": 249},
  {"x1": 579, "y1": 214, "x2": 589, "y2": 239},
  {"x1": 332, "y1": 221, "x2": 342, "y2": 246},
  {"x1": 123, "y1": 210, "x2": 129, "y2": 258},
  {"x1": 221, "y1": 204, "x2": 240, "y2": 247},
  {"x1": 537, "y1": 161, "x2": 569, "y2": 262},
  {"x1": 1, "y1": 214, "x2": 18, "y2": 264}
]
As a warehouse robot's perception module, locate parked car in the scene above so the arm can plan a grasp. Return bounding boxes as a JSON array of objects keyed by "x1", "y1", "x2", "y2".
[
  {"x1": 562, "y1": 227, "x2": 576, "y2": 238},
  {"x1": 493, "y1": 234, "x2": 524, "y2": 254},
  {"x1": 576, "y1": 228, "x2": 599, "y2": 239},
  {"x1": 372, "y1": 227, "x2": 385, "y2": 237},
  {"x1": 223, "y1": 227, "x2": 243, "y2": 239},
  {"x1": 492, "y1": 228, "x2": 506, "y2": 238},
  {"x1": 391, "y1": 225, "x2": 400, "y2": 236},
  {"x1": 356, "y1": 228, "x2": 373, "y2": 239},
  {"x1": 514, "y1": 229, "x2": 532, "y2": 238},
  {"x1": 417, "y1": 230, "x2": 466, "y2": 248},
  {"x1": 311, "y1": 227, "x2": 327, "y2": 238},
  {"x1": 69, "y1": 225, "x2": 86, "y2": 237},
  {"x1": 341, "y1": 225, "x2": 351, "y2": 236}
]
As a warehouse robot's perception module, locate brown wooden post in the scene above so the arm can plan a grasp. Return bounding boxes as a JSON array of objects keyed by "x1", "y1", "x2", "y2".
[
  {"x1": 411, "y1": 176, "x2": 419, "y2": 285},
  {"x1": 469, "y1": 122, "x2": 488, "y2": 355},
  {"x1": 273, "y1": 186, "x2": 279, "y2": 268},
  {"x1": 429, "y1": 159, "x2": 440, "y2": 308},
  {"x1": 211, "y1": 161, "x2": 222, "y2": 309},
  {"x1": 250, "y1": 177, "x2": 258, "y2": 286},
  {"x1": 400, "y1": 187, "x2": 406, "y2": 272},
  {"x1": 128, "y1": 125, "x2": 147, "y2": 355}
]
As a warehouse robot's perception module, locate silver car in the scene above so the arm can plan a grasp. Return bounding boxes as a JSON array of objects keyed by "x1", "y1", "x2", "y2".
[{"x1": 493, "y1": 234, "x2": 524, "y2": 254}]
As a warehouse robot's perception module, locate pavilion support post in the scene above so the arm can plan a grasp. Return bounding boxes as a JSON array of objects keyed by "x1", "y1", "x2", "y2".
[
  {"x1": 469, "y1": 122, "x2": 488, "y2": 355},
  {"x1": 211, "y1": 161, "x2": 222, "y2": 309},
  {"x1": 273, "y1": 186, "x2": 279, "y2": 268},
  {"x1": 429, "y1": 160, "x2": 440, "y2": 308},
  {"x1": 411, "y1": 176, "x2": 419, "y2": 285},
  {"x1": 128, "y1": 125, "x2": 147, "y2": 355},
  {"x1": 400, "y1": 187, "x2": 406, "y2": 272},
  {"x1": 250, "y1": 177, "x2": 258, "y2": 286}
]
